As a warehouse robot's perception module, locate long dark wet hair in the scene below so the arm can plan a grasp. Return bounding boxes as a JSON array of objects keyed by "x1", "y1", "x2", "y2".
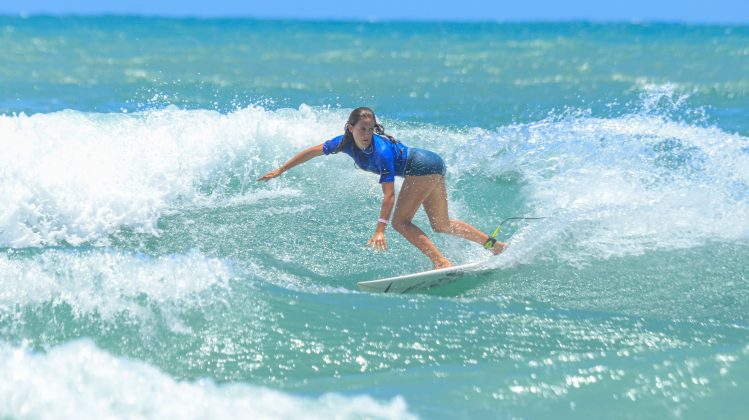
[{"x1": 333, "y1": 107, "x2": 400, "y2": 154}]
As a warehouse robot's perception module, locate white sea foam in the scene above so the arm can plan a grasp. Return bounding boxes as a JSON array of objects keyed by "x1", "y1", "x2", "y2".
[
  {"x1": 0, "y1": 105, "x2": 344, "y2": 247},
  {"x1": 0, "y1": 339, "x2": 414, "y2": 419},
  {"x1": 3, "y1": 104, "x2": 747, "y2": 266},
  {"x1": 0, "y1": 249, "x2": 236, "y2": 321},
  {"x1": 463, "y1": 113, "x2": 749, "y2": 264}
]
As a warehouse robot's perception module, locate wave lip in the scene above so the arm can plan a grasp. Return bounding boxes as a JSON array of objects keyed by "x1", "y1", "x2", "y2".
[
  {"x1": 459, "y1": 111, "x2": 749, "y2": 264},
  {"x1": 4, "y1": 102, "x2": 747, "y2": 263},
  {"x1": 0, "y1": 105, "x2": 341, "y2": 248}
]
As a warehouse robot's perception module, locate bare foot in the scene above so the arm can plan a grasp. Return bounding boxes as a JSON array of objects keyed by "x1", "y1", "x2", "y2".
[
  {"x1": 492, "y1": 241, "x2": 508, "y2": 255},
  {"x1": 433, "y1": 259, "x2": 453, "y2": 270}
]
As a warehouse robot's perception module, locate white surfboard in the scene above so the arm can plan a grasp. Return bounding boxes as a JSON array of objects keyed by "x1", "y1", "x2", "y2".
[{"x1": 357, "y1": 260, "x2": 489, "y2": 293}]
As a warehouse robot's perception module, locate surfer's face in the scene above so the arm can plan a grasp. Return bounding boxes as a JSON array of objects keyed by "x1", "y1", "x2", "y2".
[{"x1": 351, "y1": 118, "x2": 375, "y2": 150}]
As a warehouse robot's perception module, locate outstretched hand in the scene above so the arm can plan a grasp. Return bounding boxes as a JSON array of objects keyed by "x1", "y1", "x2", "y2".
[
  {"x1": 368, "y1": 231, "x2": 387, "y2": 252},
  {"x1": 257, "y1": 168, "x2": 283, "y2": 182}
]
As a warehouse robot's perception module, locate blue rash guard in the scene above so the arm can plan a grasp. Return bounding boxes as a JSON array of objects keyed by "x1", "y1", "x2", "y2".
[{"x1": 322, "y1": 134, "x2": 409, "y2": 184}]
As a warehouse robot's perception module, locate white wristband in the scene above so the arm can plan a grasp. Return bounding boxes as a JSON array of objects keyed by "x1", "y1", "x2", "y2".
[{"x1": 378, "y1": 217, "x2": 389, "y2": 225}]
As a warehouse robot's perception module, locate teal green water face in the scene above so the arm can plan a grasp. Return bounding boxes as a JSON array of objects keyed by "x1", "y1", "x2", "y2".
[{"x1": 0, "y1": 17, "x2": 748, "y2": 418}]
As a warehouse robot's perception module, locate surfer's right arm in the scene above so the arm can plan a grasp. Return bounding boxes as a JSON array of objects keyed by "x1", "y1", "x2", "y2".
[{"x1": 257, "y1": 144, "x2": 324, "y2": 181}]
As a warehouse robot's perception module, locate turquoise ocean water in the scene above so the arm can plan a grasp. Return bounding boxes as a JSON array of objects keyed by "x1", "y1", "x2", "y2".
[{"x1": 1, "y1": 16, "x2": 748, "y2": 418}]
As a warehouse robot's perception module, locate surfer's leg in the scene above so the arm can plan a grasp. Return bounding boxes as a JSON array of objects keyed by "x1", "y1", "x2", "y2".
[
  {"x1": 392, "y1": 175, "x2": 452, "y2": 269},
  {"x1": 423, "y1": 177, "x2": 508, "y2": 255}
]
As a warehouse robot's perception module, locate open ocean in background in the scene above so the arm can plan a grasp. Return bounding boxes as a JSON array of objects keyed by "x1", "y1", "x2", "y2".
[{"x1": 1, "y1": 16, "x2": 748, "y2": 418}]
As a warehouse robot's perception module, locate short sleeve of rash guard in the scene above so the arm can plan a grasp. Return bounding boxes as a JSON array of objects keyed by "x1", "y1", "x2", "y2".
[
  {"x1": 379, "y1": 160, "x2": 395, "y2": 184},
  {"x1": 322, "y1": 135, "x2": 344, "y2": 155}
]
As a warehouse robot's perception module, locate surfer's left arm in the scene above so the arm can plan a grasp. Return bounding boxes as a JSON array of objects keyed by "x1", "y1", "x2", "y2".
[{"x1": 368, "y1": 182, "x2": 395, "y2": 252}]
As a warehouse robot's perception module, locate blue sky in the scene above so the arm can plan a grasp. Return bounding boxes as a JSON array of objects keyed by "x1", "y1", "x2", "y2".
[{"x1": 2, "y1": 0, "x2": 748, "y2": 24}]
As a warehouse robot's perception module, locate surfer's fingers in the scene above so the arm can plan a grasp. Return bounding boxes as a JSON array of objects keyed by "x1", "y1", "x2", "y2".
[{"x1": 368, "y1": 237, "x2": 386, "y2": 252}]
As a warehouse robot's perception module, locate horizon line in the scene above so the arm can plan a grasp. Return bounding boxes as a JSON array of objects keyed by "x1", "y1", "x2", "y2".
[{"x1": 2, "y1": 12, "x2": 748, "y2": 26}]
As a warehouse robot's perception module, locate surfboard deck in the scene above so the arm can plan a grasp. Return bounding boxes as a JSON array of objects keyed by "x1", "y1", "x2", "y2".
[{"x1": 357, "y1": 260, "x2": 488, "y2": 293}]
